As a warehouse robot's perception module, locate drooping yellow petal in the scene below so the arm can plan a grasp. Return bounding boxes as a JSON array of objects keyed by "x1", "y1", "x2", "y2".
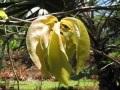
[
  {"x1": 62, "y1": 28, "x2": 76, "y2": 61},
  {"x1": 39, "y1": 25, "x2": 52, "y2": 77},
  {"x1": 35, "y1": 15, "x2": 58, "y2": 24},
  {"x1": 48, "y1": 22, "x2": 72, "y2": 85},
  {"x1": 26, "y1": 15, "x2": 58, "y2": 77},
  {"x1": 60, "y1": 33, "x2": 66, "y2": 45},
  {"x1": 40, "y1": 25, "x2": 52, "y2": 72},
  {"x1": 61, "y1": 17, "x2": 90, "y2": 74}
]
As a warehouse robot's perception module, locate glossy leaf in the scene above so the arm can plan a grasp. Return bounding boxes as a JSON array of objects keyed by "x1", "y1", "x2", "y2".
[
  {"x1": 48, "y1": 22, "x2": 72, "y2": 85},
  {"x1": 61, "y1": 17, "x2": 90, "y2": 74}
]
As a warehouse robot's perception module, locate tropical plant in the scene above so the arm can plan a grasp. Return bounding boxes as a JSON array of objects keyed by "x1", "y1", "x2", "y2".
[
  {"x1": 26, "y1": 15, "x2": 90, "y2": 85},
  {"x1": 1, "y1": 0, "x2": 120, "y2": 89}
]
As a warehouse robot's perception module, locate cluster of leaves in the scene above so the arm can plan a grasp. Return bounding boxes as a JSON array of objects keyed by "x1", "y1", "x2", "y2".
[
  {"x1": 71, "y1": 64, "x2": 97, "y2": 80},
  {"x1": 26, "y1": 15, "x2": 90, "y2": 85}
]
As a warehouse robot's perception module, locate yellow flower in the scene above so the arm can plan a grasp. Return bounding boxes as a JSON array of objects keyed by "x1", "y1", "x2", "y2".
[{"x1": 26, "y1": 15, "x2": 90, "y2": 85}]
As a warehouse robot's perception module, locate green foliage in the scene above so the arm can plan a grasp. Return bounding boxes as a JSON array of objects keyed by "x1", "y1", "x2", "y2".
[
  {"x1": 109, "y1": 52, "x2": 120, "y2": 58},
  {"x1": 9, "y1": 39, "x2": 15, "y2": 48},
  {"x1": 71, "y1": 64, "x2": 97, "y2": 80},
  {"x1": 0, "y1": 80, "x2": 98, "y2": 90}
]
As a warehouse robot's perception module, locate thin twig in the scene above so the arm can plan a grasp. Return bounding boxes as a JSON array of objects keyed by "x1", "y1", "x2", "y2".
[
  {"x1": 0, "y1": 19, "x2": 30, "y2": 25},
  {"x1": 9, "y1": 16, "x2": 32, "y2": 23},
  {"x1": 7, "y1": 42, "x2": 20, "y2": 90},
  {"x1": 4, "y1": 25, "x2": 20, "y2": 90},
  {"x1": 101, "y1": 62, "x2": 114, "y2": 70},
  {"x1": 90, "y1": 47, "x2": 120, "y2": 65},
  {"x1": 39, "y1": 76, "x2": 43, "y2": 90}
]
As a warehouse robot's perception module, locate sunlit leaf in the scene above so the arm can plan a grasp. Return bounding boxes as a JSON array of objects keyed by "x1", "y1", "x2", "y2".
[
  {"x1": 0, "y1": 10, "x2": 8, "y2": 19},
  {"x1": 9, "y1": 39, "x2": 17, "y2": 49},
  {"x1": 48, "y1": 22, "x2": 72, "y2": 85},
  {"x1": 61, "y1": 17, "x2": 90, "y2": 74}
]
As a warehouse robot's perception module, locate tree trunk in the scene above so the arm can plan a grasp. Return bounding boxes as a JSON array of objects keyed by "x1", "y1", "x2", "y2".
[
  {"x1": 98, "y1": 66, "x2": 117, "y2": 90},
  {"x1": 94, "y1": 54, "x2": 118, "y2": 90},
  {"x1": 0, "y1": 57, "x2": 2, "y2": 71}
]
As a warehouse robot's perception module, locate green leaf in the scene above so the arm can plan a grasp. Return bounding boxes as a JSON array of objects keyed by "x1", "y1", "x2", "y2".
[
  {"x1": 9, "y1": 39, "x2": 17, "y2": 49},
  {"x1": 61, "y1": 17, "x2": 90, "y2": 74},
  {"x1": 0, "y1": 10, "x2": 8, "y2": 19},
  {"x1": 48, "y1": 22, "x2": 72, "y2": 85},
  {"x1": 71, "y1": 64, "x2": 96, "y2": 80}
]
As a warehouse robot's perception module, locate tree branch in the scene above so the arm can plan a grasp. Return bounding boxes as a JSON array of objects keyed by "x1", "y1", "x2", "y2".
[
  {"x1": 91, "y1": 47, "x2": 120, "y2": 65},
  {"x1": 0, "y1": 18, "x2": 31, "y2": 25},
  {"x1": 0, "y1": 5, "x2": 120, "y2": 25},
  {"x1": 52, "y1": 5, "x2": 120, "y2": 17}
]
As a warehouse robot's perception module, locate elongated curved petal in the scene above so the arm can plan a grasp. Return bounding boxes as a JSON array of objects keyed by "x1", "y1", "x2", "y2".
[
  {"x1": 26, "y1": 15, "x2": 58, "y2": 77},
  {"x1": 34, "y1": 15, "x2": 58, "y2": 24},
  {"x1": 40, "y1": 25, "x2": 52, "y2": 72},
  {"x1": 48, "y1": 22, "x2": 72, "y2": 85},
  {"x1": 39, "y1": 25, "x2": 52, "y2": 77},
  {"x1": 61, "y1": 17, "x2": 90, "y2": 74},
  {"x1": 62, "y1": 28, "x2": 76, "y2": 61}
]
